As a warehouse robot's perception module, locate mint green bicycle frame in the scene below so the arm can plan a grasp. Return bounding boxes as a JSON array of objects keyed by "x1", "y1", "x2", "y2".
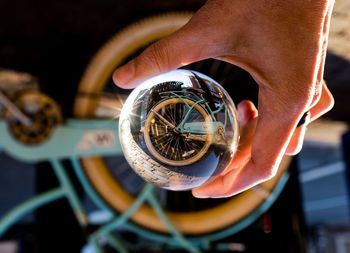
[
  {"x1": 157, "y1": 91, "x2": 228, "y2": 135},
  {"x1": 0, "y1": 117, "x2": 289, "y2": 253}
]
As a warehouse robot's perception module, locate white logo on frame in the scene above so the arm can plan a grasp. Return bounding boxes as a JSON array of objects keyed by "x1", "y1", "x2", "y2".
[{"x1": 77, "y1": 130, "x2": 116, "y2": 150}]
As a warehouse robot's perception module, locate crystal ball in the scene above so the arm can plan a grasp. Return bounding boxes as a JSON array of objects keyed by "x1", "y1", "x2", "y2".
[{"x1": 119, "y1": 70, "x2": 239, "y2": 191}]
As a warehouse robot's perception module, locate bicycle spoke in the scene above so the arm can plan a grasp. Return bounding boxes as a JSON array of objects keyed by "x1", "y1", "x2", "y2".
[{"x1": 145, "y1": 98, "x2": 211, "y2": 165}]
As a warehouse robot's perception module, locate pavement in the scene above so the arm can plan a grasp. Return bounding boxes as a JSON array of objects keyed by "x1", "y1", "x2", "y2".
[{"x1": 329, "y1": 0, "x2": 350, "y2": 61}]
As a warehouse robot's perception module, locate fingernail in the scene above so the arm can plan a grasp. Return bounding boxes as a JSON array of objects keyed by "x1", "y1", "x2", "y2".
[
  {"x1": 192, "y1": 189, "x2": 208, "y2": 199},
  {"x1": 113, "y1": 61, "x2": 135, "y2": 87}
]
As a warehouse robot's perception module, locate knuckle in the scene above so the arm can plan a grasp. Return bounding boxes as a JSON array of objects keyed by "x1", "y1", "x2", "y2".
[
  {"x1": 282, "y1": 94, "x2": 310, "y2": 119},
  {"x1": 310, "y1": 82, "x2": 335, "y2": 115},
  {"x1": 310, "y1": 85, "x2": 322, "y2": 108},
  {"x1": 133, "y1": 54, "x2": 149, "y2": 74},
  {"x1": 286, "y1": 143, "x2": 303, "y2": 156},
  {"x1": 143, "y1": 41, "x2": 171, "y2": 72},
  {"x1": 261, "y1": 167, "x2": 278, "y2": 182},
  {"x1": 278, "y1": 85, "x2": 311, "y2": 110},
  {"x1": 323, "y1": 86, "x2": 335, "y2": 111},
  {"x1": 252, "y1": 156, "x2": 278, "y2": 182},
  {"x1": 327, "y1": 92, "x2": 335, "y2": 109}
]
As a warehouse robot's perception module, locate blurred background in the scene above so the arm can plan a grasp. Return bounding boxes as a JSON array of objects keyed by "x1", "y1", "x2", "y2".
[{"x1": 0, "y1": 0, "x2": 349, "y2": 252}]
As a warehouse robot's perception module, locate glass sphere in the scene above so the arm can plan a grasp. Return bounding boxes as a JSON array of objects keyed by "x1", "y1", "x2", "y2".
[{"x1": 119, "y1": 70, "x2": 239, "y2": 191}]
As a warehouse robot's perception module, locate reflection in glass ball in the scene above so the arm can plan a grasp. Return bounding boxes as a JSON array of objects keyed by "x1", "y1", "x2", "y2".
[{"x1": 119, "y1": 70, "x2": 239, "y2": 191}]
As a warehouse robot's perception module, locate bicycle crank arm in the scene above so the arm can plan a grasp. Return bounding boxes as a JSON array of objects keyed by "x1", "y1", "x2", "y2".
[{"x1": 0, "y1": 91, "x2": 32, "y2": 126}]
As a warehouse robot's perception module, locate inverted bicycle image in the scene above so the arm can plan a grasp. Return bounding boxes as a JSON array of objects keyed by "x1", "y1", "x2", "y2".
[{"x1": 143, "y1": 88, "x2": 231, "y2": 166}]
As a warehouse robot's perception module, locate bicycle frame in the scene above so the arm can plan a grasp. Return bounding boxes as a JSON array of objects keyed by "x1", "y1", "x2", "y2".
[
  {"x1": 0, "y1": 118, "x2": 204, "y2": 252},
  {"x1": 0, "y1": 114, "x2": 289, "y2": 253},
  {"x1": 157, "y1": 91, "x2": 228, "y2": 136}
]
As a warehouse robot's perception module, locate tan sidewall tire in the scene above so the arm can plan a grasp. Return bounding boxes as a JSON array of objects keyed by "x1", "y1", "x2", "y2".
[{"x1": 144, "y1": 98, "x2": 212, "y2": 166}]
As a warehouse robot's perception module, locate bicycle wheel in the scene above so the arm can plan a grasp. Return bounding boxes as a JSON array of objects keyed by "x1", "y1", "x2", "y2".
[
  {"x1": 144, "y1": 98, "x2": 212, "y2": 166},
  {"x1": 74, "y1": 12, "x2": 292, "y2": 235}
]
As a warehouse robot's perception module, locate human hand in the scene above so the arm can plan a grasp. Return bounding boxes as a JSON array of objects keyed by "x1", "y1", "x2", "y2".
[{"x1": 113, "y1": 0, "x2": 335, "y2": 197}]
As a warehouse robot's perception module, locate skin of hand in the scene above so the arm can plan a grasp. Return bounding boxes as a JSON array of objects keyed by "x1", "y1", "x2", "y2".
[{"x1": 113, "y1": 0, "x2": 335, "y2": 197}]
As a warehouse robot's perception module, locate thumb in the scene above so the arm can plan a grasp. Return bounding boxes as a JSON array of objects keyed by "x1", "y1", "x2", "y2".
[{"x1": 112, "y1": 26, "x2": 211, "y2": 89}]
